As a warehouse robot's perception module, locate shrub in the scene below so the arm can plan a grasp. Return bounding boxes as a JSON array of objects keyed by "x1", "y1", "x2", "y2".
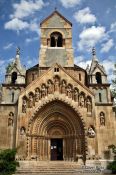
[
  {"x1": 107, "y1": 160, "x2": 116, "y2": 174},
  {"x1": 0, "y1": 149, "x2": 19, "y2": 175}
]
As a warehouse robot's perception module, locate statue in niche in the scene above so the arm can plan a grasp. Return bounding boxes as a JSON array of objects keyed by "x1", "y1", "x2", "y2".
[
  {"x1": 35, "y1": 89, "x2": 40, "y2": 102},
  {"x1": 87, "y1": 126, "x2": 95, "y2": 138},
  {"x1": 80, "y1": 95, "x2": 84, "y2": 107},
  {"x1": 54, "y1": 77, "x2": 60, "y2": 92},
  {"x1": 74, "y1": 89, "x2": 78, "y2": 102},
  {"x1": 28, "y1": 94, "x2": 34, "y2": 108},
  {"x1": 48, "y1": 80, "x2": 53, "y2": 94},
  {"x1": 20, "y1": 127, "x2": 26, "y2": 135},
  {"x1": 41, "y1": 85, "x2": 46, "y2": 98},
  {"x1": 8, "y1": 118, "x2": 13, "y2": 126},
  {"x1": 100, "y1": 112, "x2": 105, "y2": 126},
  {"x1": 67, "y1": 86, "x2": 72, "y2": 98},
  {"x1": 22, "y1": 99, "x2": 27, "y2": 113},
  {"x1": 86, "y1": 98, "x2": 92, "y2": 112},
  {"x1": 61, "y1": 80, "x2": 66, "y2": 94}
]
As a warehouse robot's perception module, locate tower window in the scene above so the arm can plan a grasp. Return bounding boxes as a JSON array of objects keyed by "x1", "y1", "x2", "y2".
[
  {"x1": 96, "y1": 72, "x2": 102, "y2": 84},
  {"x1": 50, "y1": 32, "x2": 63, "y2": 47},
  {"x1": 54, "y1": 67, "x2": 59, "y2": 72},
  {"x1": 11, "y1": 92, "x2": 14, "y2": 102},
  {"x1": 99, "y1": 93, "x2": 102, "y2": 102},
  {"x1": 11, "y1": 72, "x2": 17, "y2": 84},
  {"x1": 79, "y1": 73, "x2": 81, "y2": 81}
]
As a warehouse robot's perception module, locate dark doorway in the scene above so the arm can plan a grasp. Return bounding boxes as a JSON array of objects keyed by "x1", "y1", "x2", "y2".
[{"x1": 51, "y1": 139, "x2": 63, "y2": 160}]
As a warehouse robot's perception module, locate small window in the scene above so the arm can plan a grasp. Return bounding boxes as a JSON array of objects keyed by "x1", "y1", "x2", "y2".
[
  {"x1": 99, "y1": 93, "x2": 102, "y2": 102},
  {"x1": 96, "y1": 72, "x2": 102, "y2": 84},
  {"x1": 54, "y1": 67, "x2": 59, "y2": 72},
  {"x1": 11, "y1": 92, "x2": 14, "y2": 102},
  {"x1": 79, "y1": 73, "x2": 81, "y2": 81},
  {"x1": 11, "y1": 72, "x2": 17, "y2": 84},
  {"x1": 32, "y1": 73, "x2": 35, "y2": 81}
]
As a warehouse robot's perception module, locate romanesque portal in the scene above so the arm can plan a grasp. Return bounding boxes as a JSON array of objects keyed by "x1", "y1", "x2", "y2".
[{"x1": 26, "y1": 101, "x2": 86, "y2": 161}]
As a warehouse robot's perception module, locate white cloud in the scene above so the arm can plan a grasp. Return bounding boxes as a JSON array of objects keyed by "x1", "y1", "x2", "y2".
[
  {"x1": 59, "y1": 0, "x2": 81, "y2": 8},
  {"x1": 0, "y1": 59, "x2": 5, "y2": 66},
  {"x1": 3, "y1": 43, "x2": 14, "y2": 50},
  {"x1": 74, "y1": 7, "x2": 96, "y2": 24},
  {"x1": 101, "y1": 39, "x2": 114, "y2": 53},
  {"x1": 4, "y1": 18, "x2": 29, "y2": 31},
  {"x1": 10, "y1": 0, "x2": 47, "y2": 19},
  {"x1": 78, "y1": 26, "x2": 106, "y2": 51},
  {"x1": 26, "y1": 36, "x2": 38, "y2": 43},
  {"x1": 110, "y1": 22, "x2": 116, "y2": 32},
  {"x1": 102, "y1": 59, "x2": 114, "y2": 82}
]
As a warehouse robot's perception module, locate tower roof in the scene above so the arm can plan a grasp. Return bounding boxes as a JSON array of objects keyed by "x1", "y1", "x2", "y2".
[{"x1": 40, "y1": 9, "x2": 72, "y2": 27}]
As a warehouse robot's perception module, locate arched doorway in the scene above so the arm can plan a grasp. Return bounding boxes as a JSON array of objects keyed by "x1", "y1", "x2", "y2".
[{"x1": 27, "y1": 101, "x2": 86, "y2": 161}]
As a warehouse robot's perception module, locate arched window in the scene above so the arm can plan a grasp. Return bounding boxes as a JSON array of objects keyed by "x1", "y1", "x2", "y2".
[
  {"x1": 11, "y1": 72, "x2": 17, "y2": 84},
  {"x1": 50, "y1": 32, "x2": 63, "y2": 47},
  {"x1": 11, "y1": 92, "x2": 14, "y2": 102},
  {"x1": 96, "y1": 72, "x2": 102, "y2": 84}
]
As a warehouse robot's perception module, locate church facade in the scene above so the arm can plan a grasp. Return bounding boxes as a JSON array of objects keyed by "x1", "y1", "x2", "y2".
[{"x1": 0, "y1": 10, "x2": 116, "y2": 162}]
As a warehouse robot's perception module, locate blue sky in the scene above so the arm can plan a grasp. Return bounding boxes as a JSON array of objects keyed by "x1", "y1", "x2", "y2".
[{"x1": 0, "y1": 0, "x2": 116, "y2": 83}]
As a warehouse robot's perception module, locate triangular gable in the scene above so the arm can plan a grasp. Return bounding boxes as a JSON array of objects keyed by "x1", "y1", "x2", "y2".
[
  {"x1": 91, "y1": 63, "x2": 107, "y2": 75},
  {"x1": 40, "y1": 10, "x2": 72, "y2": 27},
  {"x1": 20, "y1": 63, "x2": 94, "y2": 97}
]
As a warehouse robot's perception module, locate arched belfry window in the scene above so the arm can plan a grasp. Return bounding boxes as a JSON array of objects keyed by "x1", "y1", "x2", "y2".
[
  {"x1": 96, "y1": 72, "x2": 102, "y2": 84},
  {"x1": 50, "y1": 32, "x2": 63, "y2": 47},
  {"x1": 11, "y1": 72, "x2": 17, "y2": 84}
]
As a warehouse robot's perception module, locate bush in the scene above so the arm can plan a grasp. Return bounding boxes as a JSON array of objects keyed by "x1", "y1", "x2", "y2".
[
  {"x1": 0, "y1": 149, "x2": 19, "y2": 175},
  {"x1": 107, "y1": 161, "x2": 116, "y2": 174}
]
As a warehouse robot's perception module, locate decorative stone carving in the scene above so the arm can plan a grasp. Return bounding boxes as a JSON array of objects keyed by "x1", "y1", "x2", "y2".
[
  {"x1": 74, "y1": 89, "x2": 78, "y2": 102},
  {"x1": 61, "y1": 80, "x2": 66, "y2": 94},
  {"x1": 8, "y1": 118, "x2": 13, "y2": 126},
  {"x1": 41, "y1": 84, "x2": 46, "y2": 98},
  {"x1": 87, "y1": 126, "x2": 95, "y2": 138},
  {"x1": 48, "y1": 80, "x2": 53, "y2": 94},
  {"x1": 86, "y1": 98, "x2": 92, "y2": 112},
  {"x1": 28, "y1": 94, "x2": 34, "y2": 108},
  {"x1": 67, "y1": 85, "x2": 72, "y2": 98},
  {"x1": 20, "y1": 127, "x2": 26, "y2": 135},
  {"x1": 22, "y1": 98, "x2": 27, "y2": 113},
  {"x1": 100, "y1": 112, "x2": 105, "y2": 126},
  {"x1": 54, "y1": 77, "x2": 60, "y2": 92},
  {"x1": 79, "y1": 94, "x2": 84, "y2": 107},
  {"x1": 35, "y1": 88, "x2": 40, "y2": 102}
]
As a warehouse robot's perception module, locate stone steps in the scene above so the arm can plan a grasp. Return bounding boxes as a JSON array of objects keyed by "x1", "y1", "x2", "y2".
[{"x1": 13, "y1": 160, "x2": 111, "y2": 175}]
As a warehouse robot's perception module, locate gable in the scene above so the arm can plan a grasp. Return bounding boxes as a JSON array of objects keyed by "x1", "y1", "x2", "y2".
[
  {"x1": 40, "y1": 11, "x2": 72, "y2": 28},
  {"x1": 20, "y1": 64, "x2": 94, "y2": 98},
  {"x1": 91, "y1": 64, "x2": 106, "y2": 75}
]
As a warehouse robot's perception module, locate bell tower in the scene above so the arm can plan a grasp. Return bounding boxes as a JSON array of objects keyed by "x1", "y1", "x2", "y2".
[{"x1": 39, "y1": 10, "x2": 74, "y2": 67}]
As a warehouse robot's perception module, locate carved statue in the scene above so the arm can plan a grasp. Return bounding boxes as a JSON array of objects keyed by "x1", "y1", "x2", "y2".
[
  {"x1": 20, "y1": 127, "x2": 26, "y2": 135},
  {"x1": 8, "y1": 118, "x2": 13, "y2": 126},
  {"x1": 35, "y1": 89, "x2": 40, "y2": 102},
  {"x1": 61, "y1": 80, "x2": 66, "y2": 94},
  {"x1": 100, "y1": 112, "x2": 105, "y2": 126},
  {"x1": 87, "y1": 127, "x2": 95, "y2": 138},
  {"x1": 22, "y1": 99, "x2": 27, "y2": 113},
  {"x1": 86, "y1": 98, "x2": 92, "y2": 112},
  {"x1": 28, "y1": 94, "x2": 34, "y2": 108},
  {"x1": 74, "y1": 89, "x2": 78, "y2": 102},
  {"x1": 54, "y1": 77, "x2": 60, "y2": 92},
  {"x1": 41, "y1": 85, "x2": 46, "y2": 98},
  {"x1": 67, "y1": 86, "x2": 72, "y2": 98},
  {"x1": 48, "y1": 81, "x2": 53, "y2": 94},
  {"x1": 80, "y1": 95, "x2": 84, "y2": 107}
]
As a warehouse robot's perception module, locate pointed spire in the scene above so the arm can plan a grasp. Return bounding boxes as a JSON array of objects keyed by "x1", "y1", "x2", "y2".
[
  {"x1": 15, "y1": 47, "x2": 21, "y2": 68},
  {"x1": 92, "y1": 47, "x2": 96, "y2": 56},
  {"x1": 92, "y1": 47, "x2": 98, "y2": 62}
]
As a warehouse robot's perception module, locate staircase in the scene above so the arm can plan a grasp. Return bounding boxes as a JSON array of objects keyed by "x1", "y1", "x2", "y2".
[{"x1": 14, "y1": 161, "x2": 104, "y2": 175}]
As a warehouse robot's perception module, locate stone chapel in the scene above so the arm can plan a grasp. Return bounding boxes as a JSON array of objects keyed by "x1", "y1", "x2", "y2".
[{"x1": 0, "y1": 10, "x2": 116, "y2": 162}]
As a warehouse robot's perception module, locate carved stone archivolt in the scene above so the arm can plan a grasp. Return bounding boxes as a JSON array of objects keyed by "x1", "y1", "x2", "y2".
[
  {"x1": 21, "y1": 76, "x2": 92, "y2": 114},
  {"x1": 24, "y1": 101, "x2": 87, "y2": 161}
]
